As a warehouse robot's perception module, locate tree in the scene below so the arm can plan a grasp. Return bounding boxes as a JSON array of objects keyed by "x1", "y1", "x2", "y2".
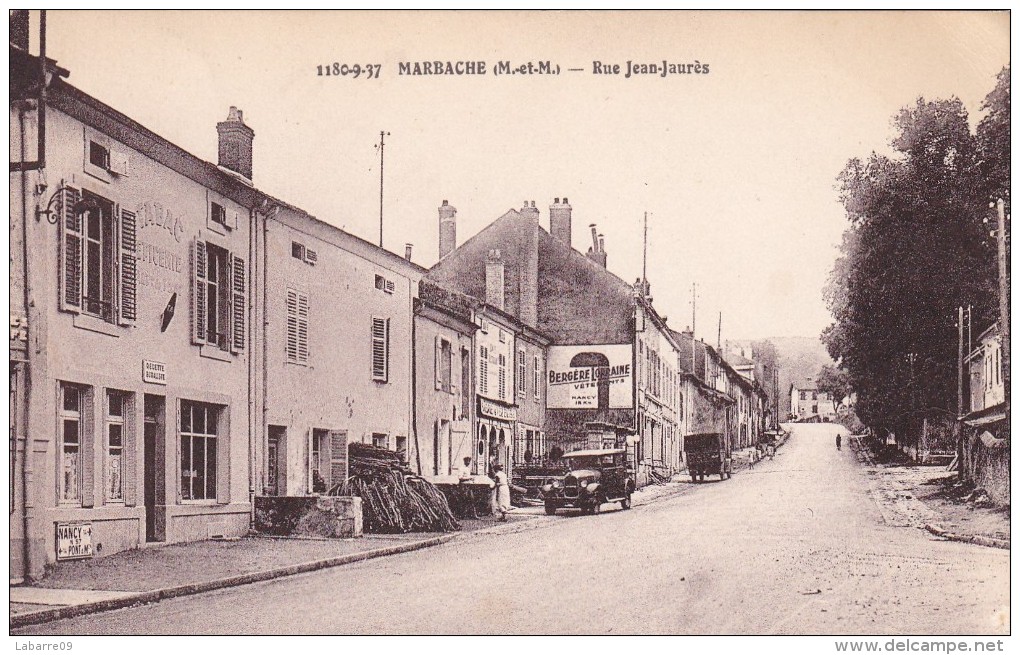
[
  {"x1": 823, "y1": 91, "x2": 998, "y2": 443},
  {"x1": 816, "y1": 365, "x2": 851, "y2": 414}
]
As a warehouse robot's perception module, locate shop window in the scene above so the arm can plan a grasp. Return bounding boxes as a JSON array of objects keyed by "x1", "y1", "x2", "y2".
[
  {"x1": 371, "y1": 317, "x2": 390, "y2": 382},
  {"x1": 190, "y1": 239, "x2": 246, "y2": 353},
  {"x1": 59, "y1": 188, "x2": 137, "y2": 326},
  {"x1": 105, "y1": 390, "x2": 128, "y2": 503},
  {"x1": 286, "y1": 288, "x2": 310, "y2": 365},
  {"x1": 180, "y1": 401, "x2": 219, "y2": 502}
]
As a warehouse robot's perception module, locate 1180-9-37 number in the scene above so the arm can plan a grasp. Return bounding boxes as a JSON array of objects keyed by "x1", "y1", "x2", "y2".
[{"x1": 317, "y1": 63, "x2": 381, "y2": 79}]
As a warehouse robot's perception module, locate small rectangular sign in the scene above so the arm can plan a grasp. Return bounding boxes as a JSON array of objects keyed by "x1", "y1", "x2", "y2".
[
  {"x1": 56, "y1": 522, "x2": 93, "y2": 560},
  {"x1": 143, "y1": 359, "x2": 168, "y2": 385}
]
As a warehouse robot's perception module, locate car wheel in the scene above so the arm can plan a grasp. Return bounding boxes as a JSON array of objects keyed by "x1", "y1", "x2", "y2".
[
  {"x1": 621, "y1": 494, "x2": 632, "y2": 510},
  {"x1": 544, "y1": 502, "x2": 556, "y2": 515},
  {"x1": 590, "y1": 497, "x2": 602, "y2": 514}
]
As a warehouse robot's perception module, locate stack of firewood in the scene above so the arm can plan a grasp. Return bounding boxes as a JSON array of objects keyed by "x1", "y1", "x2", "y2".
[{"x1": 329, "y1": 442, "x2": 460, "y2": 534}]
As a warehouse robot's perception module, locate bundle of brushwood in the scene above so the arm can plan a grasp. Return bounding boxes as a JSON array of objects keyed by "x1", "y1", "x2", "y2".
[{"x1": 330, "y1": 442, "x2": 460, "y2": 534}]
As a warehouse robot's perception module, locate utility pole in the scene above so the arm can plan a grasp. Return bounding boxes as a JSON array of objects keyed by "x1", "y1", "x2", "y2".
[
  {"x1": 957, "y1": 305, "x2": 965, "y2": 417},
  {"x1": 717, "y1": 311, "x2": 722, "y2": 351},
  {"x1": 377, "y1": 130, "x2": 389, "y2": 248},
  {"x1": 691, "y1": 282, "x2": 697, "y2": 338},
  {"x1": 642, "y1": 211, "x2": 648, "y2": 291}
]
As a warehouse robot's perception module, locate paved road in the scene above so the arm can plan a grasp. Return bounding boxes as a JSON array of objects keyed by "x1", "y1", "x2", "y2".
[{"x1": 21, "y1": 423, "x2": 1009, "y2": 635}]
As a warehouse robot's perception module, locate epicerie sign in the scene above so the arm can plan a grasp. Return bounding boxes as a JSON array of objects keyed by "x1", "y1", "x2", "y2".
[
  {"x1": 547, "y1": 344, "x2": 634, "y2": 409},
  {"x1": 143, "y1": 359, "x2": 168, "y2": 385},
  {"x1": 56, "y1": 522, "x2": 93, "y2": 560}
]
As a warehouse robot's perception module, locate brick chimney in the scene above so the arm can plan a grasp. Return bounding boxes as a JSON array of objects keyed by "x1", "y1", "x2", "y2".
[
  {"x1": 586, "y1": 223, "x2": 607, "y2": 268},
  {"x1": 217, "y1": 106, "x2": 254, "y2": 180},
  {"x1": 519, "y1": 201, "x2": 539, "y2": 327},
  {"x1": 549, "y1": 197, "x2": 572, "y2": 248},
  {"x1": 438, "y1": 200, "x2": 457, "y2": 260},
  {"x1": 486, "y1": 249, "x2": 505, "y2": 311},
  {"x1": 404, "y1": 243, "x2": 413, "y2": 262}
]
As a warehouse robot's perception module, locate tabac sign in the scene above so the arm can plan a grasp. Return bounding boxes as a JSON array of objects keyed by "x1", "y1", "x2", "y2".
[{"x1": 547, "y1": 344, "x2": 633, "y2": 409}]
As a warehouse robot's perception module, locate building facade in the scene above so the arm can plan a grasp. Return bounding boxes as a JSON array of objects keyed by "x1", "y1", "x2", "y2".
[{"x1": 11, "y1": 48, "x2": 257, "y2": 580}]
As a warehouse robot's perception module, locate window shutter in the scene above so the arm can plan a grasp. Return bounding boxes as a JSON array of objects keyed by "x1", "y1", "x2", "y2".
[
  {"x1": 435, "y1": 336, "x2": 442, "y2": 390},
  {"x1": 297, "y1": 292, "x2": 309, "y2": 363},
  {"x1": 372, "y1": 317, "x2": 388, "y2": 381},
  {"x1": 329, "y1": 430, "x2": 347, "y2": 492},
  {"x1": 123, "y1": 395, "x2": 137, "y2": 506},
  {"x1": 81, "y1": 388, "x2": 95, "y2": 508},
  {"x1": 230, "y1": 254, "x2": 246, "y2": 353},
  {"x1": 59, "y1": 185, "x2": 83, "y2": 313},
  {"x1": 190, "y1": 240, "x2": 207, "y2": 344},
  {"x1": 118, "y1": 208, "x2": 138, "y2": 325},
  {"x1": 307, "y1": 429, "x2": 314, "y2": 494},
  {"x1": 216, "y1": 409, "x2": 230, "y2": 504},
  {"x1": 286, "y1": 289, "x2": 298, "y2": 363}
]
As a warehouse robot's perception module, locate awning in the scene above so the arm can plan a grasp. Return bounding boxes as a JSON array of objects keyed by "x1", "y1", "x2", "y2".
[{"x1": 962, "y1": 403, "x2": 1007, "y2": 427}]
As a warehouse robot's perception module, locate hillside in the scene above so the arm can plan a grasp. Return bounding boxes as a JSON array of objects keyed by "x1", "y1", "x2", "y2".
[{"x1": 769, "y1": 336, "x2": 835, "y2": 417}]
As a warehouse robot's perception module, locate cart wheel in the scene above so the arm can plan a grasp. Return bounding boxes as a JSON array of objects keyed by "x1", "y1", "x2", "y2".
[{"x1": 544, "y1": 502, "x2": 556, "y2": 515}]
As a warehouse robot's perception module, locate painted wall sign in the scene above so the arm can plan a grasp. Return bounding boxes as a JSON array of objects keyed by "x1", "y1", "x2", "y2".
[
  {"x1": 56, "y1": 522, "x2": 93, "y2": 560},
  {"x1": 479, "y1": 397, "x2": 517, "y2": 422},
  {"x1": 137, "y1": 201, "x2": 186, "y2": 243},
  {"x1": 547, "y1": 344, "x2": 634, "y2": 409},
  {"x1": 143, "y1": 359, "x2": 168, "y2": 385}
]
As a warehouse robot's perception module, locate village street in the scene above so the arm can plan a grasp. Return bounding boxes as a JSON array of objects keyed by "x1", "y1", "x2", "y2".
[{"x1": 20, "y1": 424, "x2": 1008, "y2": 635}]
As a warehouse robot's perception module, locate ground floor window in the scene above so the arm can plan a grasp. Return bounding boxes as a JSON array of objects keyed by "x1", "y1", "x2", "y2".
[
  {"x1": 59, "y1": 383, "x2": 84, "y2": 504},
  {"x1": 180, "y1": 400, "x2": 218, "y2": 501},
  {"x1": 105, "y1": 390, "x2": 128, "y2": 502}
]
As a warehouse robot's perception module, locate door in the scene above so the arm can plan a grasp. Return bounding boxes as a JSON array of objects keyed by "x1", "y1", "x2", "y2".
[
  {"x1": 266, "y1": 426, "x2": 287, "y2": 496},
  {"x1": 143, "y1": 395, "x2": 166, "y2": 542}
]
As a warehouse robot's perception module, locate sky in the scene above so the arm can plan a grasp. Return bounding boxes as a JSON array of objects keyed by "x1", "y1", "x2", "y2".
[{"x1": 34, "y1": 10, "x2": 1010, "y2": 340}]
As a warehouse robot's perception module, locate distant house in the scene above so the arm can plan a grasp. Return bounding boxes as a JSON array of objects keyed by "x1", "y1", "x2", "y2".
[
  {"x1": 789, "y1": 380, "x2": 837, "y2": 422},
  {"x1": 959, "y1": 324, "x2": 1008, "y2": 505}
]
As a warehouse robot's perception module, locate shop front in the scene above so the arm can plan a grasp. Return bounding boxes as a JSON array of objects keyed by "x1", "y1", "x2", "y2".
[{"x1": 476, "y1": 397, "x2": 517, "y2": 476}]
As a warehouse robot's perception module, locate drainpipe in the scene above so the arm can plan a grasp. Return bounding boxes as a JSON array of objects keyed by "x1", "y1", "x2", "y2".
[
  {"x1": 247, "y1": 204, "x2": 256, "y2": 523},
  {"x1": 410, "y1": 294, "x2": 421, "y2": 475},
  {"x1": 261, "y1": 204, "x2": 273, "y2": 497},
  {"x1": 18, "y1": 104, "x2": 36, "y2": 581}
]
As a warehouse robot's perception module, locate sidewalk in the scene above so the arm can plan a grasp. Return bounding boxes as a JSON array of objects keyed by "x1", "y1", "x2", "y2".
[{"x1": 852, "y1": 441, "x2": 1009, "y2": 549}]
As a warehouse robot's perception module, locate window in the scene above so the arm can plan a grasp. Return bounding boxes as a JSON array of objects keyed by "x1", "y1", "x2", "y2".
[
  {"x1": 395, "y1": 436, "x2": 407, "y2": 459},
  {"x1": 533, "y1": 354, "x2": 541, "y2": 401},
  {"x1": 286, "y1": 288, "x2": 309, "y2": 364},
  {"x1": 59, "y1": 384, "x2": 84, "y2": 504},
  {"x1": 310, "y1": 429, "x2": 328, "y2": 493},
  {"x1": 180, "y1": 401, "x2": 218, "y2": 502},
  {"x1": 460, "y1": 349, "x2": 471, "y2": 418},
  {"x1": 374, "y1": 274, "x2": 395, "y2": 294},
  {"x1": 499, "y1": 329, "x2": 506, "y2": 344},
  {"x1": 517, "y1": 349, "x2": 526, "y2": 398},
  {"x1": 89, "y1": 141, "x2": 110, "y2": 170},
  {"x1": 372, "y1": 433, "x2": 388, "y2": 448},
  {"x1": 105, "y1": 390, "x2": 127, "y2": 503},
  {"x1": 812, "y1": 391, "x2": 818, "y2": 400},
  {"x1": 479, "y1": 346, "x2": 489, "y2": 395},
  {"x1": 498, "y1": 354, "x2": 507, "y2": 400},
  {"x1": 292, "y1": 241, "x2": 306, "y2": 260},
  {"x1": 436, "y1": 337, "x2": 452, "y2": 393},
  {"x1": 371, "y1": 317, "x2": 390, "y2": 382},
  {"x1": 811, "y1": 404, "x2": 818, "y2": 414},
  {"x1": 800, "y1": 391, "x2": 807, "y2": 400},
  {"x1": 211, "y1": 202, "x2": 228, "y2": 228},
  {"x1": 191, "y1": 240, "x2": 246, "y2": 353}
]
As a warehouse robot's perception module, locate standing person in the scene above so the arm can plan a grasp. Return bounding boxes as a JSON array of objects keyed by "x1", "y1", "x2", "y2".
[
  {"x1": 492, "y1": 464, "x2": 512, "y2": 521},
  {"x1": 836, "y1": 434, "x2": 842, "y2": 451}
]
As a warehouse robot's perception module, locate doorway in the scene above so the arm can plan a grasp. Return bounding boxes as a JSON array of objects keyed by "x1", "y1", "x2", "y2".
[
  {"x1": 143, "y1": 394, "x2": 166, "y2": 542},
  {"x1": 267, "y1": 426, "x2": 287, "y2": 496}
]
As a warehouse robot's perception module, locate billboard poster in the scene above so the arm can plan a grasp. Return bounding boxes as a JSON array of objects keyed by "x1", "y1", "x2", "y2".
[{"x1": 547, "y1": 344, "x2": 633, "y2": 409}]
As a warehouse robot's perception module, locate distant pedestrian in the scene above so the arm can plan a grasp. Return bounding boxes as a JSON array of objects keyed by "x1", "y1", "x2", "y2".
[
  {"x1": 836, "y1": 434, "x2": 842, "y2": 451},
  {"x1": 492, "y1": 464, "x2": 512, "y2": 521}
]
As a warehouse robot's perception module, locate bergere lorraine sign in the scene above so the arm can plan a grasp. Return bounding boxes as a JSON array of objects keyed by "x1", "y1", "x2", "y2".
[{"x1": 546, "y1": 344, "x2": 633, "y2": 409}]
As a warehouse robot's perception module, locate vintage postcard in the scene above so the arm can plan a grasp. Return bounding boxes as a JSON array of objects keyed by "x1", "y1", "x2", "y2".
[{"x1": 8, "y1": 9, "x2": 1011, "y2": 646}]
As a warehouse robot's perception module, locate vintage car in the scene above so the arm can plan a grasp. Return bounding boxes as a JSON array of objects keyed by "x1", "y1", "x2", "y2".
[
  {"x1": 541, "y1": 447, "x2": 636, "y2": 515},
  {"x1": 684, "y1": 432, "x2": 732, "y2": 482}
]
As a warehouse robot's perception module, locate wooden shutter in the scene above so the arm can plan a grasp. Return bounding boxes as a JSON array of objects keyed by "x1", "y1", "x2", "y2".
[
  {"x1": 59, "y1": 185, "x2": 83, "y2": 313},
  {"x1": 328, "y1": 430, "x2": 347, "y2": 491},
  {"x1": 297, "y1": 292, "x2": 309, "y2": 363},
  {"x1": 190, "y1": 240, "x2": 207, "y2": 344},
  {"x1": 123, "y1": 394, "x2": 137, "y2": 506},
  {"x1": 80, "y1": 388, "x2": 95, "y2": 508},
  {"x1": 230, "y1": 254, "x2": 246, "y2": 353},
  {"x1": 118, "y1": 208, "x2": 137, "y2": 325},
  {"x1": 435, "y1": 336, "x2": 442, "y2": 390},
  {"x1": 216, "y1": 407, "x2": 230, "y2": 504},
  {"x1": 371, "y1": 317, "x2": 388, "y2": 381},
  {"x1": 286, "y1": 289, "x2": 299, "y2": 363}
]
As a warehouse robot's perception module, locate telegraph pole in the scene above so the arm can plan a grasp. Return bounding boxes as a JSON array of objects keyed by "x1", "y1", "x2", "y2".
[
  {"x1": 377, "y1": 130, "x2": 389, "y2": 248},
  {"x1": 995, "y1": 199, "x2": 1010, "y2": 424},
  {"x1": 642, "y1": 211, "x2": 648, "y2": 290}
]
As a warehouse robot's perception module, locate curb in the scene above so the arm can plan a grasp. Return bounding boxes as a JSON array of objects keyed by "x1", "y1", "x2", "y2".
[
  {"x1": 11, "y1": 533, "x2": 457, "y2": 629},
  {"x1": 924, "y1": 523, "x2": 1010, "y2": 551}
]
